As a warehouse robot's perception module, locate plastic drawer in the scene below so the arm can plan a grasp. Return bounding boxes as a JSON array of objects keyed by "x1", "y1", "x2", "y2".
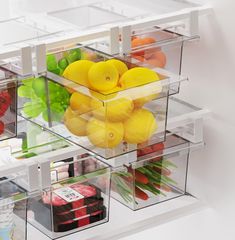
[
  {"x1": 28, "y1": 155, "x2": 111, "y2": 239},
  {"x1": 17, "y1": 46, "x2": 177, "y2": 160},
  {"x1": 111, "y1": 134, "x2": 190, "y2": 210},
  {"x1": 122, "y1": 28, "x2": 196, "y2": 95}
]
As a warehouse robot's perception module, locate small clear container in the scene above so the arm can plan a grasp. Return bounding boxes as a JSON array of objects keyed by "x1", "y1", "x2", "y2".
[
  {"x1": 0, "y1": 68, "x2": 17, "y2": 141},
  {"x1": 0, "y1": 176, "x2": 28, "y2": 240},
  {"x1": 28, "y1": 155, "x2": 110, "y2": 239},
  {"x1": 111, "y1": 134, "x2": 190, "y2": 210},
  {"x1": 127, "y1": 28, "x2": 196, "y2": 94},
  {"x1": 17, "y1": 46, "x2": 173, "y2": 160}
]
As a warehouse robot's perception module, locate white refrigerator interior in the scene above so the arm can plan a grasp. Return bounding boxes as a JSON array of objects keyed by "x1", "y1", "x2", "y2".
[{"x1": 0, "y1": 0, "x2": 234, "y2": 239}]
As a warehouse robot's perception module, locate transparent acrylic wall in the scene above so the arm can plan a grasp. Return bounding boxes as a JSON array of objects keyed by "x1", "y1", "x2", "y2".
[
  {"x1": 17, "y1": 46, "x2": 170, "y2": 159},
  {"x1": 28, "y1": 155, "x2": 110, "y2": 239},
  {"x1": 111, "y1": 134, "x2": 189, "y2": 210},
  {"x1": 48, "y1": 5, "x2": 129, "y2": 30},
  {"x1": 0, "y1": 68, "x2": 17, "y2": 141},
  {"x1": 0, "y1": 17, "x2": 64, "y2": 47},
  {"x1": 0, "y1": 119, "x2": 71, "y2": 160},
  {"x1": 0, "y1": 176, "x2": 28, "y2": 240},
  {"x1": 127, "y1": 28, "x2": 191, "y2": 95}
]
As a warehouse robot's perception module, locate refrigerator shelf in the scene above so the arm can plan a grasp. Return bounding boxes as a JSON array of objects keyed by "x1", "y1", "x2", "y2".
[{"x1": 0, "y1": 17, "x2": 63, "y2": 48}]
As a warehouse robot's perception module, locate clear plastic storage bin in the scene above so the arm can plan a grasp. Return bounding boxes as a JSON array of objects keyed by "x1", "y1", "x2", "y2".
[
  {"x1": 125, "y1": 28, "x2": 195, "y2": 94},
  {"x1": 28, "y1": 155, "x2": 111, "y2": 239},
  {"x1": 111, "y1": 134, "x2": 190, "y2": 210},
  {"x1": 17, "y1": 46, "x2": 171, "y2": 159},
  {"x1": 0, "y1": 68, "x2": 17, "y2": 141},
  {"x1": 0, "y1": 175, "x2": 28, "y2": 240}
]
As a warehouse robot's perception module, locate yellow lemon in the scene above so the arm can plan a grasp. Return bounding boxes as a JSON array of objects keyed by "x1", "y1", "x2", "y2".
[
  {"x1": 63, "y1": 60, "x2": 94, "y2": 87},
  {"x1": 64, "y1": 106, "x2": 77, "y2": 122},
  {"x1": 119, "y1": 67, "x2": 160, "y2": 89},
  {"x1": 133, "y1": 93, "x2": 159, "y2": 108},
  {"x1": 91, "y1": 97, "x2": 134, "y2": 122},
  {"x1": 70, "y1": 92, "x2": 92, "y2": 114},
  {"x1": 88, "y1": 62, "x2": 119, "y2": 92},
  {"x1": 87, "y1": 118, "x2": 124, "y2": 148},
  {"x1": 65, "y1": 116, "x2": 88, "y2": 136},
  {"x1": 106, "y1": 59, "x2": 128, "y2": 77},
  {"x1": 124, "y1": 109, "x2": 157, "y2": 144}
]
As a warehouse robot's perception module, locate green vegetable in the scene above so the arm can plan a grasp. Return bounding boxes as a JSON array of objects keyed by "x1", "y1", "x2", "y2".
[
  {"x1": 23, "y1": 100, "x2": 46, "y2": 118},
  {"x1": 66, "y1": 49, "x2": 81, "y2": 63},
  {"x1": 18, "y1": 85, "x2": 37, "y2": 99},
  {"x1": 58, "y1": 58, "x2": 69, "y2": 70},
  {"x1": 47, "y1": 54, "x2": 57, "y2": 71},
  {"x1": 19, "y1": 76, "x2": 70, "y2": 123}
]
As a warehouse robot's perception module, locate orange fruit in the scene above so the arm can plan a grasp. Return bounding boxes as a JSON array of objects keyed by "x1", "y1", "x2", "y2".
[
  {"x1": 131, "y1": 38, "x2": 145, "y2": 58},
  {"x1": 131, "y1": 38, "x2": 144, "y2": 48},
  {"x1": 147, "y1": 58, "x2": 165, "y2": 68},
  {"x1": 147, "y1": 51, "x2": 167, "y2": 68},
  {"x1": 142, "y1": 37, "x2": 156, "y2": 45},
  {"x1": 132, "y1": 55, "x2": 145, "y2": 62}
]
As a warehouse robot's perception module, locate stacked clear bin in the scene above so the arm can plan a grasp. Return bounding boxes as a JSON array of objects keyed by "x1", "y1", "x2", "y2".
[
  {"x1": 17, "y1": 46, "x2": 170, "y2": 159},
  {"x1": 111, "y1": 134, "x2": 190, "y2": 210},
  {"x1": 0, "y1": 68, "x2": 17, "y2": 141},
  {"x1": 124, "y1": 27, "x2": 195, "y2": 95},
  {"x1": 28, "y1": 154, "x2": 111, "y2": 239}
]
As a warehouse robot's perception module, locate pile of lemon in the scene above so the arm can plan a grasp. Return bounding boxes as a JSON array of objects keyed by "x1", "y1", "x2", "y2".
[{"x1": 63, "y1": 58, "x2": 161, "y2": 149}]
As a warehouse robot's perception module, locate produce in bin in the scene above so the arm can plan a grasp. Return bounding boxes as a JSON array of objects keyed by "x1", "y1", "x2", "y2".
[
  {"x1": 18, "y1": 77, "x2": 70, "y2": 122},
  {"x1": 30, "y1": 157, "x2": 109, "y2": 233},
  {"x1": 131, "y1": 36, "x2": 167, "y2": 68},
  {"x1": 0, "y1": 90, "x2": 12, "y2": 135},
  {"x1": 44, "y1": 47, "x2": 164, "y2": 151},
  {"x1": 111, "y1": 142, "x2": 177, "y2": 204}
]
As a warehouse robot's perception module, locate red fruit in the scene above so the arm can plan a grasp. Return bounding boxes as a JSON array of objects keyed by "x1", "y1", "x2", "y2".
[
  {"x1": 0, "y1": 121, "x2": 4, "y2": 135},
  {"x1": 0, "y1": 104, "x2": 9, "y2": 117},
  {"x1": 0, "y1": 91, "x2": 11, "y2": 107},
  {"x1": 2, "y1": 91, "x2": 11, "y2": 106}
]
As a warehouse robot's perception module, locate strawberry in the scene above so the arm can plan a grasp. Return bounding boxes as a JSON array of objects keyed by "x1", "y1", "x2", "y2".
[
  {"x1": 0, "y1": 121, "x2": 4, "y2": 135},
  {"x1": 0, "y1": 104, "x2": 9, "y2": 117},
  {"x1": 1, "y1": 91, "x2": 11, "y2": 106}
]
